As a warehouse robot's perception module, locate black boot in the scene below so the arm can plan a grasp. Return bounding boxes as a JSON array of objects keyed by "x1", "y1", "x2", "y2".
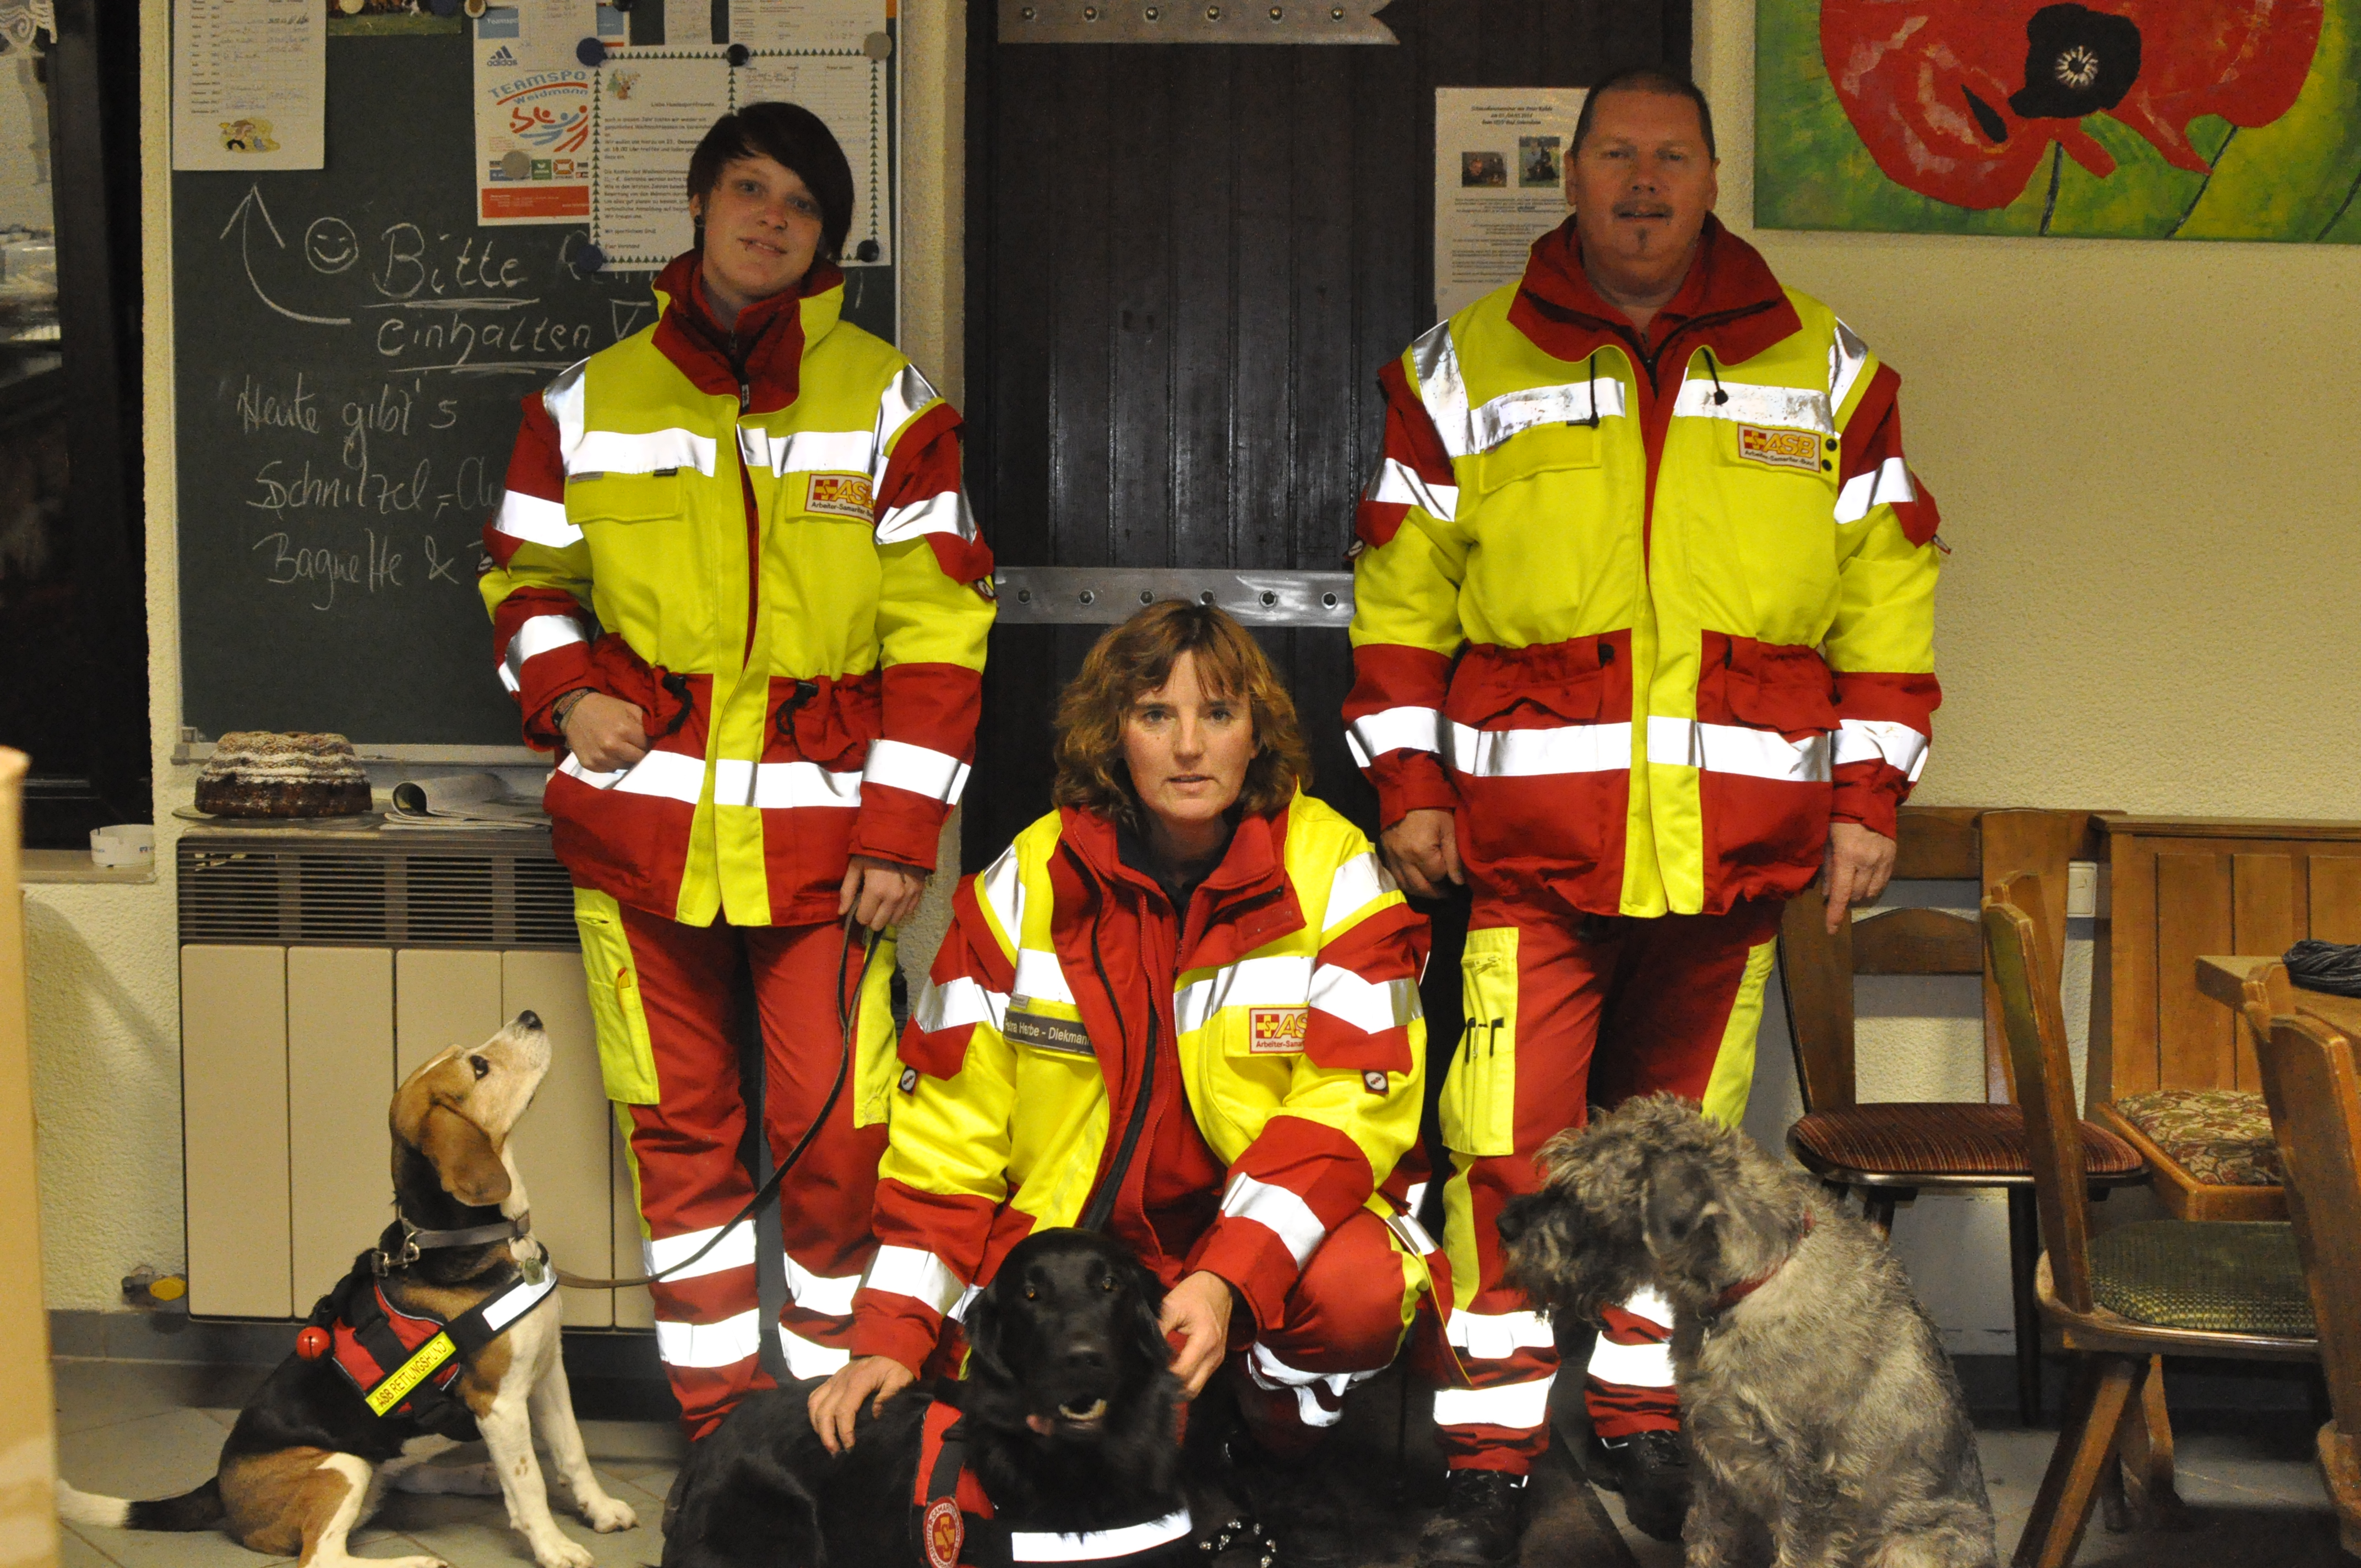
[
  {"x1": 1584, "y1": 1429, "x2": 1690, "y2": 1543},
  {"x1": 1415, "y1": 1469, "x2": 1525, "y2": 1568},
  {"x1": 1218, "y1": 1431, "x2": 1351, "y2": 1567}
]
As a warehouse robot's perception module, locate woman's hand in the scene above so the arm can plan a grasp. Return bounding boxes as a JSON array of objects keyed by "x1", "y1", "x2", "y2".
[
  {"x1": 561, "y1": 692, "x2": 649, "y2": 774},
  {"x1": 840, "y1": 856, "x2": 927, "y2": 932},
  {"x1": 1160, "y1": 1270, "x2": 1237, "y2": 1400},
  {"x1": 808, "y1": 1355, "x2": 917, "y2": 1455}
]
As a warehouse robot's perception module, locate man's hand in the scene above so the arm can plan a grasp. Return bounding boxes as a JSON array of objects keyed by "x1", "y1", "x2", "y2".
[
  {"x1": 808, "y1": 1355, "x2": 917, "y2": 1454},
  {"x1": 839, "y1": 856, "x2": 927, "y2": 932},
  {"x1": 1823, "y1": 821, "x2": 1897, "y2": 934},
  {"x1": 1379, "y1": 808, "x2": 1465, "y2": 900},
  {"x1": 1159, "y1": 1270, "x2": 1236, "y2": 1400},
  {"x1": 560, "y1": 692, "x2": 649, "y2": 774}
]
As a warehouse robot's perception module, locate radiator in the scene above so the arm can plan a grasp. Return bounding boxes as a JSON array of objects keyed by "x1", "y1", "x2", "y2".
[{"x1": 177, "y1": 830, "x2": 649, "y2": 1329}]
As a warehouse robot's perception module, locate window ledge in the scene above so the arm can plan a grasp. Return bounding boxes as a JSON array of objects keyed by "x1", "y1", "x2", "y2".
[{"x1": 20, "y1": 849, "x2": 155, "y2": 886}]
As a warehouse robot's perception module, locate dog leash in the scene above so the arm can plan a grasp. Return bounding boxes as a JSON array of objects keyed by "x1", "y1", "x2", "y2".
[{"x1": 550, "y1": 921, "x2": 877, "y2": 1292}]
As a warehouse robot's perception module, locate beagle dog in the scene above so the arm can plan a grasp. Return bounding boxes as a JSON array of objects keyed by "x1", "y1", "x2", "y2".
[{"x1": 59, "y1": 1011, "x2": 638, "y2": 1568}]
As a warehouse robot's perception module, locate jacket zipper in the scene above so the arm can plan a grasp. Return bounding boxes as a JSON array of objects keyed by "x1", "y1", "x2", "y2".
[{"x1": 1073, "y1": 844, "x2": 1158, "y2": 1235}]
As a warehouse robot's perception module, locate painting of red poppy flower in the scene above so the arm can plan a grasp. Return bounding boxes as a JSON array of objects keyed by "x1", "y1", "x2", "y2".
[{"x1": 1756, "y1": 0, "x2": 2361, "y2": 241}]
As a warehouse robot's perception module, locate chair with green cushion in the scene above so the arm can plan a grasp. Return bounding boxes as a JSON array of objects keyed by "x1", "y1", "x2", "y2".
[{"x1": 1984, "y1": 873, "x2": 2318, "y2": 1568}]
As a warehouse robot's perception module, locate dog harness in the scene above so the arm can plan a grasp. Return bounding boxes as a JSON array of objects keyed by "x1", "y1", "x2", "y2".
[
  {"x1": 306, "y1": 1249, "x2": 556, "y2": 1421},
  {"x1": 911, "y1": 1402, "x2": 1194, "y2": 1568}
]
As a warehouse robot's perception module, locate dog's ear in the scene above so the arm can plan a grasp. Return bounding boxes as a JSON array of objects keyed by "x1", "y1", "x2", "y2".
[
  {"x1": 1123, "y1": 1256, "x2": 1169, "y2": 1376},
  {"x1": 417, "y1": 1103, "x2": 511, "y2": 1208},
  {"x1": 962, "y1": 1277, "x2": 1016, "y2": 1387}
]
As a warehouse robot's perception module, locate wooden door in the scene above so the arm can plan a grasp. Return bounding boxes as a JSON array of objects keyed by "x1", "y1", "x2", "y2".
[{"x1": 961, "y1": 0, "x2": 1688, "y2": 859}]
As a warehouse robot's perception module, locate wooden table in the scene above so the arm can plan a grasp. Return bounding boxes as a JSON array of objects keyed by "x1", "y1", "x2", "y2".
[{"x1": 2196, "y1": 955, "x2": 2361, "y2": 1039}]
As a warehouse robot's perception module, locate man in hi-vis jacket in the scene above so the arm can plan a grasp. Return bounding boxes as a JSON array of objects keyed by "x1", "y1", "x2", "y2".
[{"x1": 1345, "y1": 69, "x2": 1941, "y2": 1565}]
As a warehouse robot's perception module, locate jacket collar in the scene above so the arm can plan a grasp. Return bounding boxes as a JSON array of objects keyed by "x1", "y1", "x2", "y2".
[
  {"x1": 1506, "y1": 215, "x2": 1800, "y2": 376},
  {"x1": 648, "y1": 248, "x2": 846, "y2": 413},
  {"x1": 1054, "y1": 802, "x2": 1303, "y2": 967}
]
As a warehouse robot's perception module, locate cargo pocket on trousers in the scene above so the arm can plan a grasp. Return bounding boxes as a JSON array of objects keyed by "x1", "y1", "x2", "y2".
[
  {"x1": 852, "y1": 932, "x2": 900, "y2": 1129},
  {"x1": 573, "y1": 888, "x2": 661, "y2": 1106},
  {"x1": 1439, "y1": 926, "x2": 1520, "y2": 1157}
]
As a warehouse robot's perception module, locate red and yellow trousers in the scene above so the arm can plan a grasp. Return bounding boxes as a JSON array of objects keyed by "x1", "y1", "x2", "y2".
[
  {"x1": 603, "y1": 902, "x2": 893, "y2": 1440},
  {"x1": 1435, "y1": 892, "x2": 1783, "y2": 1472}
]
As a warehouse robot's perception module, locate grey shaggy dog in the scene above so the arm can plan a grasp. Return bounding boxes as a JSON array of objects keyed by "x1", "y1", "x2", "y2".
[{"x1": 1498, "y1": 1095, "x2": 1995, "y2": 1567}]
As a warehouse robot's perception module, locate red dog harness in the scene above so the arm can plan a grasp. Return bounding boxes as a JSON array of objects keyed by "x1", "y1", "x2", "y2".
[{"x1": 911, "y1": 1402, "x2": 1193, "y2": 1568}]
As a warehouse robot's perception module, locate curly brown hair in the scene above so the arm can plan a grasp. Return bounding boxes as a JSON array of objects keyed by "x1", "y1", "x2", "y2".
[{"x1": 1052, "y1": 600, "x2": 1312, "y2": 831}]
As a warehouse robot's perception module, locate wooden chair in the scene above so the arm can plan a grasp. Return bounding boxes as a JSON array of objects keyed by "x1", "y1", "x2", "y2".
[
  {"x1": 1985, "y1": 874, "x2": 2316, "y2": 1568},
  {"x1": 1781, "y1": 809, "x2": 2145, "y2": 1423},
  {"x1": 2254, "y1": 1009, "x2": 2361, "y2": 1559},
  {"x1": 2093, "y1": 962, "x2": 2287, "y2": 1222}
]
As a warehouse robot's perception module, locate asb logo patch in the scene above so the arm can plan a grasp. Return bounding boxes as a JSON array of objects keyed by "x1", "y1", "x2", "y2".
[
  {"x1": 1249, "y1": 1008, "x2": 1309, "y2": 1054},
  {"x1": 805, "y1": 471, "x2": 874, "y2": 520},
  {"x1": 1736, "y1": 423, "x2": 1823, "y2": 473},
  {"x1": 922, "y1": 1496, "x2": 964, "y2": 1568}
]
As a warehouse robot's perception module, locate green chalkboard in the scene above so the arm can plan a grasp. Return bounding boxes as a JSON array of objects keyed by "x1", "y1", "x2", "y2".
[{"x1": 175, "y1": 31, "x2": 895, "y2": 749}]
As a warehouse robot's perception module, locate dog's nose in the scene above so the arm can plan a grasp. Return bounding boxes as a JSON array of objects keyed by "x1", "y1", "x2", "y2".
[
  {"x1": 514, "y1": 1009, "x2": 542, "y2": 1031},
  {"x1": 1061, "y1": 1339, "x2": 1110, "y2": 1372}
]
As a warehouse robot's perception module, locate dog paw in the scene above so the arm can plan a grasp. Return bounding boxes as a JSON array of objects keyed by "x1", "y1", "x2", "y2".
[
  {"x1": 579, "y1": 1491, "x2": 638, "y2": 1532},
  {"x1": 528, "y1": 1532, "x2": 596, "y2": 1568}
]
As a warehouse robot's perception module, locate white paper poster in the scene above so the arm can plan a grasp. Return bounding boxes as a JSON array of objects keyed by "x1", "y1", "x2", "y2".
[
  {"x1": 590, "y1": 55, "x2": 731, "y2": 267},
  {"x1": 727, "y1": 0, "x2": 888, "y2": 53},
  {"x1": 471, "y1": 3, "x2": 595, "y2": 225},
  {"x1": 173, "y1": 0, "x2": 327, "y2": 172},
  {"x1": 737, "y1": 56, "x2": 889, "y2": 265},
  {"x1": 1432, "y1": 87, "x2": 1586, "y2": 322},
  {"x1": 589, "y1": 55, "x2": 890, "y2": 270}
]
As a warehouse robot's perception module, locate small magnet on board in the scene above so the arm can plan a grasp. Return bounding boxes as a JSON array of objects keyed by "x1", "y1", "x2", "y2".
[
  {"x1": 499, "y1": 149, "x2": 532, "y2": 180},
  {"x1": 611, "y1": 0, "x2": 633, "y2": 9},
  {"x1": 855, "y1": 239, "x2": 880, "y2": 262},
  {"x1": 574, "y1": 244, "x2": 608, "y2": 275},
  {"x1": 427, "y1": 0, "x2": 459, "y2": 15},
  {"x1": 864, "y1": 30, "x2": 894, "y2": 58},
  {"x1": 577, "y1": 36, "x2": 608, "y2": 66},
  {"x1": 726, "y1": 42, "x2": 752, "y2": 65},
  {"x1": 336, "y1": 0, "x2": 363, "y2": 13},
  {"x1": 463, "y1": 0, "x2": 488, "y2": 15}
]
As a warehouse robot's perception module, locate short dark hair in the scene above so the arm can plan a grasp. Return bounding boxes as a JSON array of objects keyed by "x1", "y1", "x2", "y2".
[
  {"x1": 1571, "y1": 67, "x2": 1716, "y2": 162},
  {"x1": 687, "y1": 101, "x2": 855, "y2": 264}
]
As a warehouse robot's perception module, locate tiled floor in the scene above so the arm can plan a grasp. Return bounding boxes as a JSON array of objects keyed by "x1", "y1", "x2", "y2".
[{"x1": 51, "y1": 1357, "x2": 2351, "y2": 1566}]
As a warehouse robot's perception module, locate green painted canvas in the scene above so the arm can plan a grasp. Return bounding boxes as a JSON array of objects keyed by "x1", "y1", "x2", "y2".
[{"x1": 1755, "y1": 0, "x2": 2361, "y2": 241}]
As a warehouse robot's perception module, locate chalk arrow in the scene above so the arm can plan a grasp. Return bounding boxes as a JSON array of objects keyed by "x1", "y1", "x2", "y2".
[{"x1": 220, "y1": 186, "x2": 352, "y2": 327}]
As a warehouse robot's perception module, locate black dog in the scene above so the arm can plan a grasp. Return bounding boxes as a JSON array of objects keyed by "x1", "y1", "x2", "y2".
[{"x1": 663, "y1": 1228, "x2": 1193, "y2": 1568}]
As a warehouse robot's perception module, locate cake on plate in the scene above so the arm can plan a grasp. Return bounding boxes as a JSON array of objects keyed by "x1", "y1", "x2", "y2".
[{"x1": 195, "y1": 732, "x2": 373, "y2": 818}]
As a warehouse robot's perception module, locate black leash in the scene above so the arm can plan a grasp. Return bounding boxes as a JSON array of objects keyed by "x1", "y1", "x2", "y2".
[{"x1": 554, "y1": 919, "x2": 877, "y2": 1291}]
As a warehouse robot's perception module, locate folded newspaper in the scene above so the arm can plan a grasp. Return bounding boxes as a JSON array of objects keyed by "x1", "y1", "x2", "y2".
[{"x1": 385, "y1": 772, "x2": 549, "y2": 829}]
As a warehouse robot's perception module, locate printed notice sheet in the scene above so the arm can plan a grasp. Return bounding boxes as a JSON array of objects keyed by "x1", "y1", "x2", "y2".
[
  {"x1": 472, "y1": 3, "x2": 596, "y2": 224},
  {"x1": 1432, "y1": 88, "x2": 1586, "y2": 321},
  {"x1": 727, "y1": 0, "x2": 887, "y2": 53},
  {"x1": 737, "y1": 57, "x2": 889, "y2": 265},
  {"x1": 173, "y1": 0, "x2": 327, "y2": 172},
  {"x1": 591, "y1": 56, "x2": 731, "y2": 266}
]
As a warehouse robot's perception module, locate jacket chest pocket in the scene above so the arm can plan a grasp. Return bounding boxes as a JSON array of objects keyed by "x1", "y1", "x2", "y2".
[
  {"x1": 567, "y1": 471, "x2": 683, "y2": 529},
  {"x1": 1470, "y1": 420, "x2": 1600, "y2": 495}
]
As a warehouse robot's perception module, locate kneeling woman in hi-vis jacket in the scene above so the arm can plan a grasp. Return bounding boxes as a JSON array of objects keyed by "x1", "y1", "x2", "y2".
[{"x1": 811, "y1": 601, "x2": 1448, "y2": 1470}]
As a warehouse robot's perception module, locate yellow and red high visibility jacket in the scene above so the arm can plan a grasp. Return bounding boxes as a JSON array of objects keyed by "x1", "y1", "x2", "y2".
[
  {"x1": 849, "y1": 796, "x2": 1430, "y2": 1374},
  {"x1": 481, "y1": 254, "x2": 994, "y2": 927},
  {"x1": 1346, "y1": 217, "x2": 1941, "y2": 918}
]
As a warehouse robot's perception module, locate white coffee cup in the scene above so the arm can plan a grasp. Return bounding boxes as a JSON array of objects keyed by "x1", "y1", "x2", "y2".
[{"x1": 90, "y1": 824, "x2": 155, "y2": 869}]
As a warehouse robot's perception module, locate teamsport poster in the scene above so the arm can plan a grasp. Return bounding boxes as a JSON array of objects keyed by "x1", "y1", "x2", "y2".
[{"x1": 1755, "y1": 0, "x2": 2361, "y2": 242}]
